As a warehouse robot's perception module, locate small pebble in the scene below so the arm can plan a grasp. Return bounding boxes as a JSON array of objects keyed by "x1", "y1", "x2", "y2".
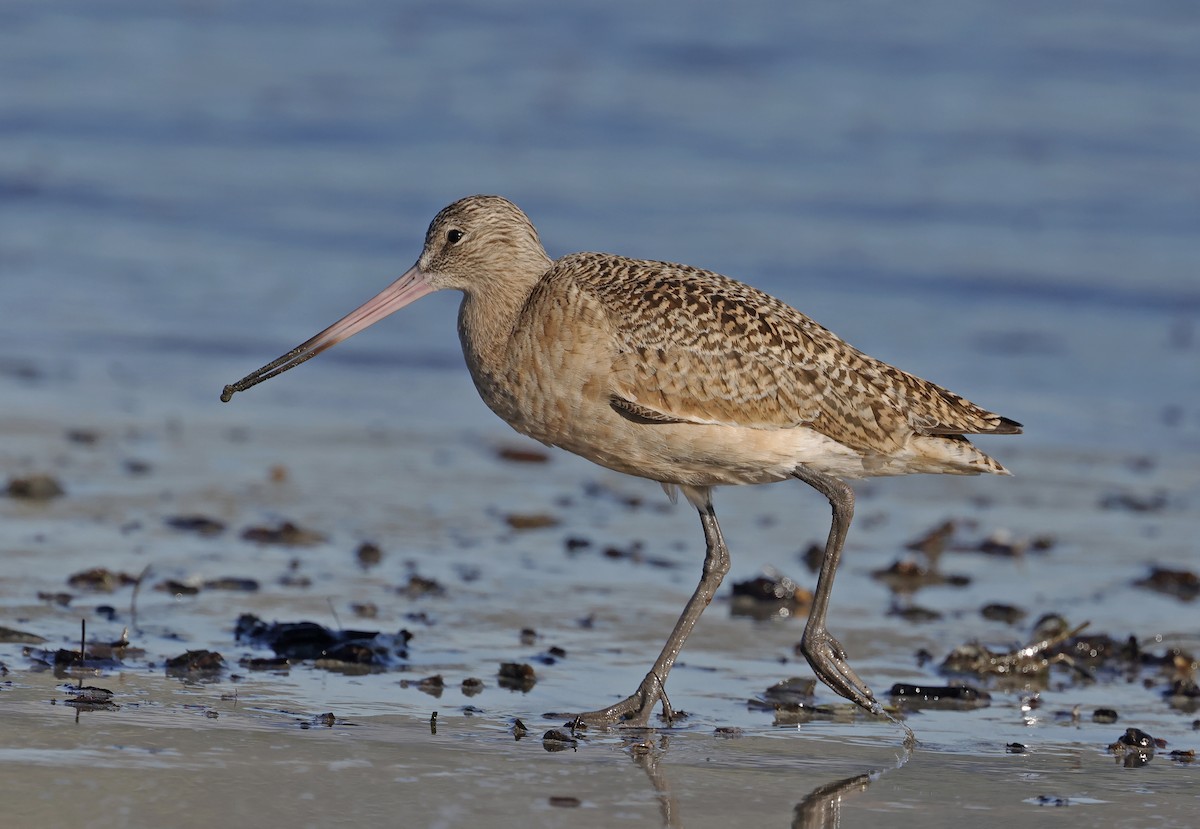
[{"x1": 356, "y1": 542, "x2": 383, "y2": 569}]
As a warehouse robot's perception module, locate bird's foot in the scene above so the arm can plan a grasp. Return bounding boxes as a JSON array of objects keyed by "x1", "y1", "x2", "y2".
[
  {"x1": 799, "y1": 625, "x2": 884, "y2": 717},
  {"x1": 800, "y1": 626, "x2": 917, "y2": 743},
  {"x1": 572, "y1": 671, "x2": 673, "y2": 729}
]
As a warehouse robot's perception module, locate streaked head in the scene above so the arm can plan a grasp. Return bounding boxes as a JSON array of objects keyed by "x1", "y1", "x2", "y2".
[{"x1": 417, "y1": 195, "x2": 551, "y2": 291}]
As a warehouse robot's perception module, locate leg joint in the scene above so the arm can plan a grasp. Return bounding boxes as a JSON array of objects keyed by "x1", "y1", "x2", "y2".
[{"x1": 793, "y1": 465, "x2": 854, "y2": 514}]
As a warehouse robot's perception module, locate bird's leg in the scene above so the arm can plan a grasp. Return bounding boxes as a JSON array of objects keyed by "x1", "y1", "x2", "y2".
[
  {"x1": 575, "y1": 499, "x2": 731, "y2": 727},
  {"x1": 792, "y1": 466, "x2": 884, "y2": 717}
]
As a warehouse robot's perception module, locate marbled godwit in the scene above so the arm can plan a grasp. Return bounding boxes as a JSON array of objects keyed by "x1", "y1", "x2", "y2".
[{"x1": 222, "y1": 195, "x2": 1020, "y2": 729}]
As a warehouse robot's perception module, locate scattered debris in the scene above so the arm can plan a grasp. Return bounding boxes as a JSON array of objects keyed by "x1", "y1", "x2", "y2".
[
  {"x1": 64, "y1": 685, "x2": 118, "y2": 711},
  {"x1": 0, "y1": 358, "x2": 41, "y2": 382},
  {"x1": 234, "y1": 613, "x2": 408, "y2": 668},
  {"x1": 888, "y1": 603, "x2": 943, "y2": 623},
  {"x1": 981, "y1": 603, "x2": 1027, "y2": 625},
  {"x1": 33, "y1": 632, "x2": 133, "y2": 677},
  {"x1": 398, "y1": 574, "x2": 446, "y2": 599},
  {"x1": 6, "y1": 474, "x2": 64, "y2": 500},
  {"x1": 1108, "y1": 727, "x2": 1164, "y2": 767},
  {"x1": 37, "y1": 591, "x2": 73, "y2": 607},
  {"x1": 731, "y1": 567, "x2": 812, "y2": 619},
  {"x1": 748, "y1": 677, "x2": 817, "y2": 714},
  {"x1": 1134, "y1": 566, "x2": 1199, "y2": 602},
  {"x1": 496, "y1": 445, "x2": 550, "y2": 464},
  {"x1": 164, "y1": 515, "x2": 226, "y2": 536},
  {"x1": 533, "y1": 645, "x2": 567, "y2": 666},
  {"x1": 65, "y1": 428, "x2": 99, "y2": 445},
  {"x1": 905, "y1": 520, "x2": 957, "y2": 558},
  {"x1": 1029, "y1": 795, "x2": 1070, "y2": 807},
  {"x1": 0, "y1": 625, "x2": 46, "y2": 644},
  {"x1": 800, "y1": 542, "x2": 824, "y2": 573},
  {"x1": 582, "y1": 480, "x2": 646, "y2": 510},
  {"x1": 66, "y1": 568, "x2": 139, "y2": 593},
  {"x1": 498, "y1": 662, "x2": 536, "y2": 692},
  {"x1": 889, "y1": 683, "x2": 991, "y2": 711},
  {"x1": 1165, "y1": 678, "x2": 1200, "y2": 713},
  {"x1": 241, "y1": 521, "x2": 326, "y2": 546},
  {"x1": 541, "y1": 728, "x2": 577, "y2": 751},
  {"x1": 165, "y1": 650, "x2": 225, "y2": 679},
  {"x1": 941, "y1": 620, "x2": 1092, "y2": 682},
  {"x1": 278, "y1": 558, "x2": 312, "y2": 589},
  {"x1": 900, "y1": 520, "x2": 1055, "y2": 560},
  {"x1": 871, "y1": 559, "x2": 970, "y2": 593},
  {"x1": 1099, "y1": 491, "x2": 1168, "y2": 513},
  {"x1": 202, "y1": 577, "x2": 259, "y2": 592},
  {"x1": 400, "y1": 674, "x2": 445, "y2": 698},
  {"x1": 504, "y1": 513, "x2": 559, "y2": 530},
  {"x1": 356, "y1": 541, "x2": 383, "y2": 569},
  {"x1": 351, "y1": 602, "x2": 378, "y2": 619},
  {"x1": 238, "y1": 656, "x2": 290, "y2": 671},
  {"x1": 964, "y1": 529, "x2": 1055, "y2": 557},
  {"x1": 602, "y1": 541, "x2": 643, "y2": 561},
  {"x1": 123, "y1": 459, "x2": 152, "y2": 476},
  {"x1": 155, "y1": 579, "x2": 201, "y2": 596},
  {"x1": 599, "y1": 542, "x2": 675, "y2": 568}
]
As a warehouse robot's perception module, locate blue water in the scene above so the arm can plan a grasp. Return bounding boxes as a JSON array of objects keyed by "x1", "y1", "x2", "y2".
[{"x1": 2, "y1": 1, "x2": 1198, "y2": 443}]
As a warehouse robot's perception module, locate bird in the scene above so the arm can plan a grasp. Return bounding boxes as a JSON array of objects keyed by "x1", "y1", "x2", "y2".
[{"x1": 221, "y1": 194, "x2": 1021, "y2": 730}]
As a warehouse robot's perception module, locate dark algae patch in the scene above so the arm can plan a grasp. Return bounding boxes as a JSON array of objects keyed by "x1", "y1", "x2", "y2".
[{"x1": 234, "y1": 613, "x2": 410, "y2": 669}]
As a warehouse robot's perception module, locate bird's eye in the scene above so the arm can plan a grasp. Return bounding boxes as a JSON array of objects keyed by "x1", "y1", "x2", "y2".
[{"x1": 446, "y1": 229, "x2": 464, "y2": 245}]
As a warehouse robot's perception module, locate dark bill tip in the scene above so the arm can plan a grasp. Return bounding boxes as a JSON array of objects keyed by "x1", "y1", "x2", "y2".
[{"x1": 216, "y1": 264, "x2": 432, "y2": 406}]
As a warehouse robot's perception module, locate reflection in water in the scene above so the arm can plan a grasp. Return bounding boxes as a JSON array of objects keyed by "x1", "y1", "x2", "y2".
[
  {"x1": 622, "y1": 731, "x2": 902, "y2": 829},
  {"x1": 624, "y1": 735, "x2": 681, "y2": 829},
  {"x1": 791, "y1": 772, "x2": 877, "y2": 829}
]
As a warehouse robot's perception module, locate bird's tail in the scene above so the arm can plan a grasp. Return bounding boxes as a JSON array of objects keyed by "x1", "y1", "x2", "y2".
[{"x1": 908, "y1": 434, "x2": 1012, "y2": 476}]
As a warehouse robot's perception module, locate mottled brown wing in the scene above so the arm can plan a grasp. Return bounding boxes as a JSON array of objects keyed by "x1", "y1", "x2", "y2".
[{"x1": 559, "y1": 253, "x2": 1019, "y2": 455}]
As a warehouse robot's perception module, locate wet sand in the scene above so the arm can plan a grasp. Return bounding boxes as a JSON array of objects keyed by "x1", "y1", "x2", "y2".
[
  {"x1": 3, "y1": 673, "x2": 1195, "y2": 829},
  {"x1": 3, "y1": 405, "x2": 1198, "y2": 827}
]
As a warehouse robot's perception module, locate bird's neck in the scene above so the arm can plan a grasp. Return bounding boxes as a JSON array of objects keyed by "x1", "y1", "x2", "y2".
[{"x1": 455, "y1": 269, "x2": 543, "y2": 396}]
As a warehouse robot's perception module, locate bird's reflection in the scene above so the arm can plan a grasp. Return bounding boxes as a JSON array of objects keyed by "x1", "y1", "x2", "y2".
[
  {"x1": 623, "y1": 734, "x2": 681, "y2": 829},
  {"x1": 791, "y1": 772, "x2": 876, "y2": 829},
  {"x1": 620, "y1": 731, "x2": 892, "y2": 829}
]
